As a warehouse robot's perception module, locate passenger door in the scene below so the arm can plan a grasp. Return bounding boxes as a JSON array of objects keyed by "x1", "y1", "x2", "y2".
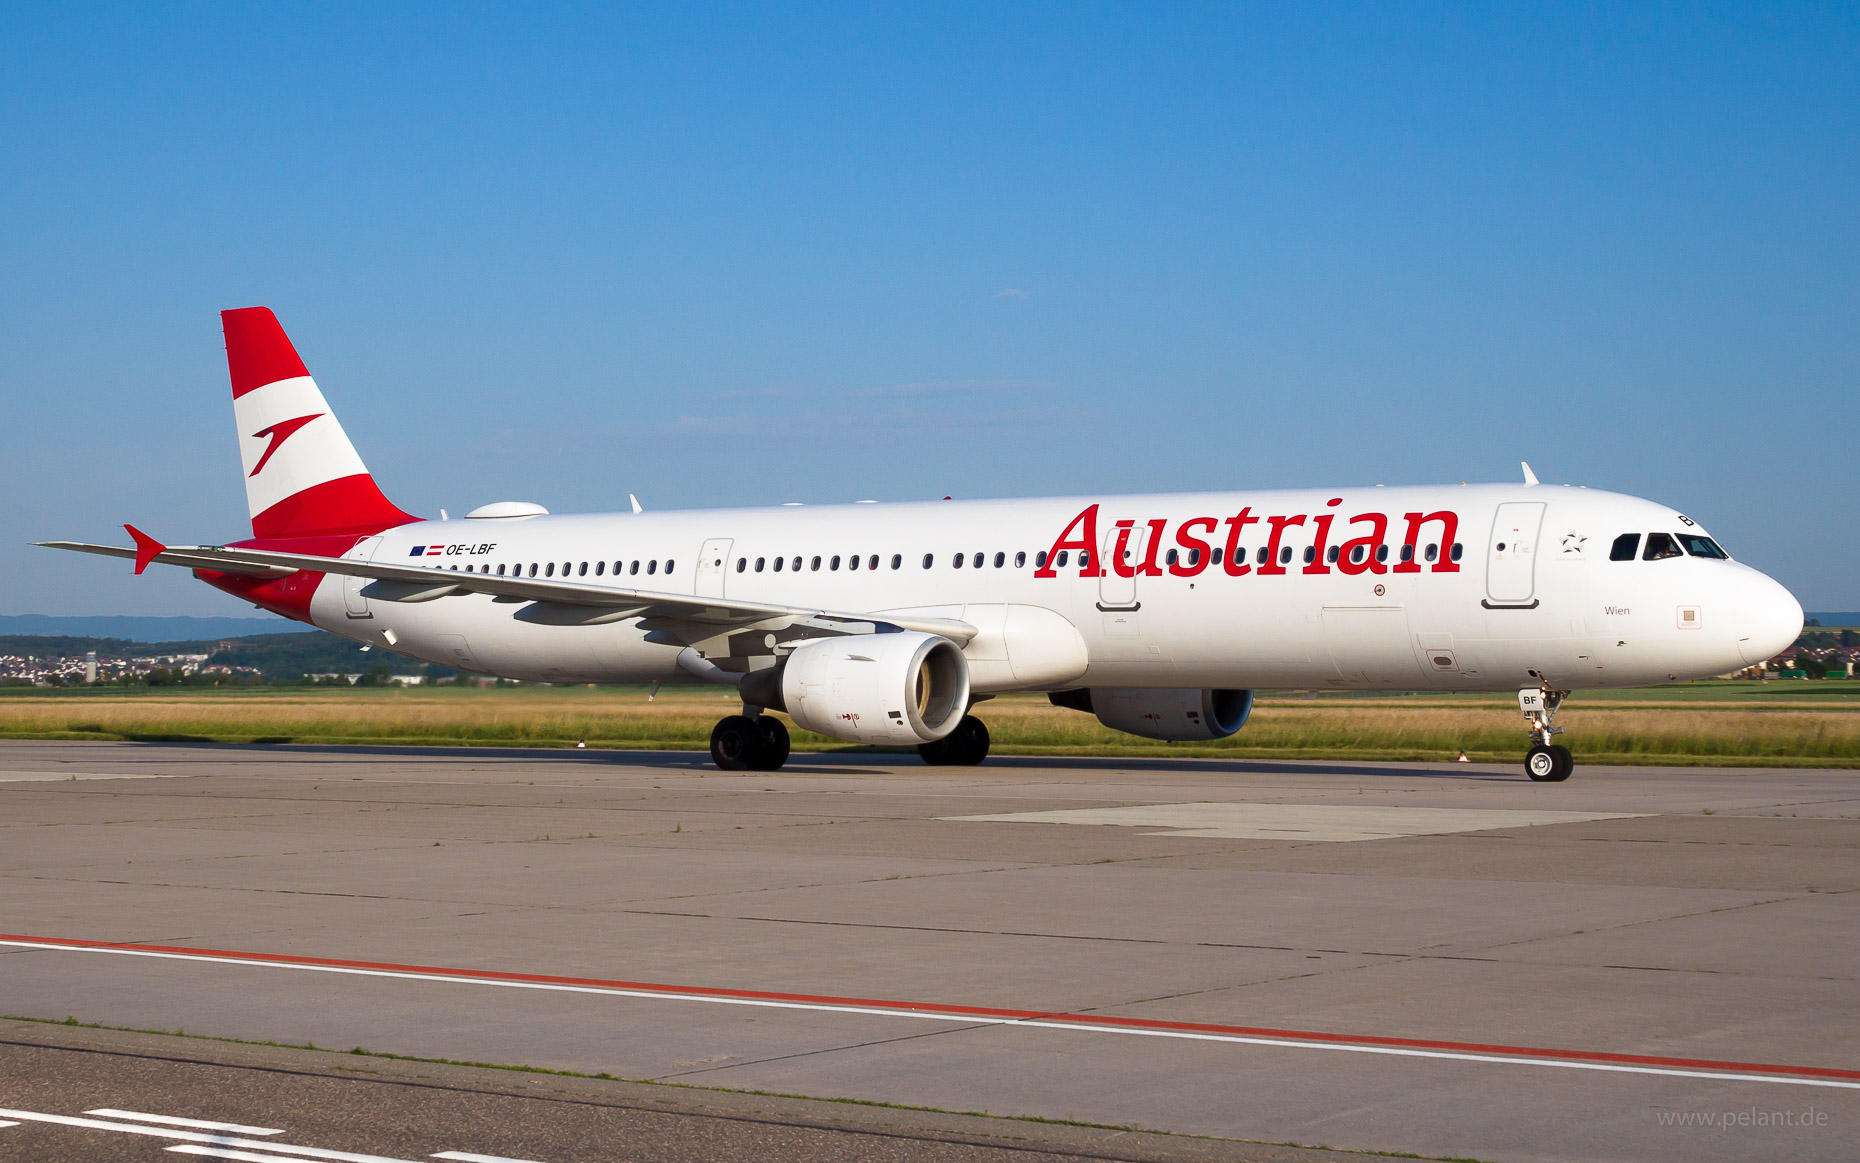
[
  {"x1": 342, "y1": 535, "x2": 383, "y2": 619},
  {"x1": 1486, "y1": 502, "x2": 1546, "y2": 607},
  {"x1": 694, "y1": 538, "x2": 733, "y2": 598},
  {"x1": 1097, "y1": 520, "x2": 1145, "y2": 611}
]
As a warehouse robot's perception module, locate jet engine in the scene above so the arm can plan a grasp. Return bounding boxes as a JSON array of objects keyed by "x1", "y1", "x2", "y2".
[
  {"x1": 1049, "y1": 687, "x2": 1253, "y2": 741},
  {"x1": 776, "y1": 632, "x2": 971, "y2": 745}
]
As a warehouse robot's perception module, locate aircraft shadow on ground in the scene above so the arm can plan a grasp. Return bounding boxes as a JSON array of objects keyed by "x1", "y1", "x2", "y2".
[{"x1": 109, "y1": 739, "x2": 1522, "y2": 781}]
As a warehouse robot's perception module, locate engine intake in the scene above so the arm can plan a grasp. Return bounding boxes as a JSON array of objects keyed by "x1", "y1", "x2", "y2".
[
  {"x1": 1050, "y1": 687, "x2": 1253, "y2": 741},
  {"x1": 776, "y1": 632, "x2": 971, "y2": 745}
]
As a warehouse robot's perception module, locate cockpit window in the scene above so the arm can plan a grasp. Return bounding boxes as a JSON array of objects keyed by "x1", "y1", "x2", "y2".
[
  {"x1": 1643, "y1": 532, "x2": 1683, "y2": 560},
  {"x1": 1609, "y1": 533, "x2": 1640, "y2": 561},
  {"x1": 1679, "y1": 534, "x2": 1728, "y2": 559}
]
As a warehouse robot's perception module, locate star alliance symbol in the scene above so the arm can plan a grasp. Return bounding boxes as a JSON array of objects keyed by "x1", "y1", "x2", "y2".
[{"x1": 1561, "y1": 531, "x2": 1587, "y2": 555}]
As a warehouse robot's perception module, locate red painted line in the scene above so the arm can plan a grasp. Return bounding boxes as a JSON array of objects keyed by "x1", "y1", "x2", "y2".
[{"x1": 6, "y1": 931, "x2": 1856, "y2": 1083}]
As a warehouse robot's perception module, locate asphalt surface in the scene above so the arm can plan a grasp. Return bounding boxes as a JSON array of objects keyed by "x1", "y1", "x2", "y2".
[{"x1": 1, "y1": 740, "x2": 1857, "y2": 1163}]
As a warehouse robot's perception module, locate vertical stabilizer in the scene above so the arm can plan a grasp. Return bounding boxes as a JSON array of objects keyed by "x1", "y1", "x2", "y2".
[{"x1": 223, "y1": 307, "x2": 416, "y2": 539}]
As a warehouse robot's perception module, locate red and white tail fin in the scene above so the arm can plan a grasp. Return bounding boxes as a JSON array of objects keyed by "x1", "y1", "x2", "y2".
[{"x1": 223, "y1": 307, "x2": 416, "y2": 540}]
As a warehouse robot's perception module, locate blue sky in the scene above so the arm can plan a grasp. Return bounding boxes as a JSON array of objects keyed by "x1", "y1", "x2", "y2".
[{"x1": 3, "y1": 3, "x2": 1854, "y2": 614}]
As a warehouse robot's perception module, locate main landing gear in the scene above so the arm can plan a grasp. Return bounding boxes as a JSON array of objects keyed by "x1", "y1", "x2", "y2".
[
  {"x1": 709, "y1": 711, "x2": 790, "y2": 772},
  {"x1": 920, "y1": 715, "x2": 990, "y2": 766},
  {"x1": 1520, "y1": 686, "x2": 1574, "y2": 782}
]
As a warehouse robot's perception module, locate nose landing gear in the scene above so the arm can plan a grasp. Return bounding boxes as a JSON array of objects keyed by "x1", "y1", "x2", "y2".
[{"x1": 1520, "y1": 687, "x2": 1574, "y2": 782}]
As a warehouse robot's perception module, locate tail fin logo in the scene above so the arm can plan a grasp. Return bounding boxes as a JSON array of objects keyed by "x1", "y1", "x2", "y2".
[{"x1": 249, "y1": 413, "x2": 326, "y2": 477}]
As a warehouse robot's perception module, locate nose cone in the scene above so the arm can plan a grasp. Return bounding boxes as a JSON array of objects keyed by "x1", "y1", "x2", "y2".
[{"x1": 1736, "y1": 570, "x2": 1804, "y2": 665}]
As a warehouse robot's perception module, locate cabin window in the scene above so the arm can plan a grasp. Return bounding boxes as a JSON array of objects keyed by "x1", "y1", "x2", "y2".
[
  {"x1": 1015, "y1": 551, "x2": 1027, "y2": 568},
  {"x1": 1035, "y1": 550, "x2": 1047, "y2": 568},
  {"x1": 594, "y1": 561, "x2": 604, "y2": 576},
  {"x1": 1425, "y1": 543, "x2": 1438, "y2": 562},
  {"x1": 867, "y1": 555, "x2": 878, "y2": 570},
  {"x1": 647, "y1": 560, "x2": 657, "y2": 574},
  {"x1": 953, "y1": 552, "x2": 965, "y2": 569},
  {"x1": 773, "y1": 556, "x2": 784, "y2": 572},
  {"x1": 1399, "y1": 544, "x2": 1413, "y2": 563},
  {"x1": 545, "y1": 562, "x2": 555, "y2": 577},
  {"x1": 1256, "y1": 546, "x2": 1268, "y2": 566},
  {"x1": 497, "y1": 564, "x2": 506, "y2": 576},
  {"x1": 993, "y1": 552, "x2": 1005, "y2": 568},
  {"x1": 1212, "y1": 548, "x2": 1223, "y2": 565},
  {"x1": 1450, "y1": 543, "x2": 1463, "y2": 561},
  {"x1": 736, "y1": 557, "x2": 746, "y2": 573},
  {"x1": 1189, "y1": 547, "x2": 1201, "y2": 566},
  {"x1": 1079, "y1": 550, "x2": 1091, "y2": 568},
  {"x1": 755, "y1": 557, "x2": 765, "y2": 572},
  {"x1": 847, "y1": 554, "x2": 859, "y2": 571},
  {"x1": 1680, "y1": 534, "x2": 1728, "y2": 559},
  {"x1": 923, "y1": 553, "x2": 934, "y2": 569},
  {"x1": 1055, "y1": 550, "x2": 1069, "y2": 568},
  {"x1": 528, "y1": 563, "x2": 537, "y2": 577},
  {"x1": 1376, "y1": 545, "x2": 1388, "y2": 563},
  {"x1": 1326, "y1": 545, "x2": 1340, "y2": 564},
  {"x1": 810, "y1": 556, "x2": 822, "y2": 571},
  {"x1": 1302, "y1": 546, "x2": 1315, "y2": 565},
  {"x1": 1166, "y1": 548, "x2": 1179, "y2": 566},
  {"x1": 578, "y1": 562, "x2": 587, "y2": 576},
  {"x1": 968, "y1": 552, "x2": 980, "y2": 568},
  {"x1": 1643, "y1": 532, "x2": 1683, "y2": 561},
  {"x1": 630, "y1": 560, "x2": 640, "y2": 575},
  {"x1": 791, "y1": 557, "x2": 801, "y2": 572},
  {"x1": 1610, "y1": 533, "x2": 1641, "y2": 560},
  {"x1": 830, "y1": 555, "x2": 841, "y2": 571},
  {"x1": 665, "y1": 559, "x2": 673, "y2": 573},
  {"x1": 1280, "y1": 545, "x2": 1293, "y2": 565},
  {"x1": 890, "y1": 554, "x2": 901, "y2": 570}
]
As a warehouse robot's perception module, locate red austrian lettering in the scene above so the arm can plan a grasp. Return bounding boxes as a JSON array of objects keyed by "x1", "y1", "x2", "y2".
[
  {"x1": 1304, "y1": 497, "x2": 1342, "y2": 575},
  {"x1": 1221, "y1": 507, "x2": 1258, "y2": 576},
  {"x1": 1038, "y1": 503, "x2": 1103, "y2": 578},
  {"x1": 1336, "y1": 512, "x2": 1390, "y2": 576},
  {"x1": 1256, "y1": 514, "x2": 1305, "y2": 575},
  {"x1": 1394, "y1": 510, "x2": 1461, "y2": 573},
  {"x1": 1170, "y1": 517, "x2": 1216, "y2": 577}
]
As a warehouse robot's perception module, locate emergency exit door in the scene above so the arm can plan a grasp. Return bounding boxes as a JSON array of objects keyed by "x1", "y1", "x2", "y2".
[{"x1": 694, "y1": 538, "x2": 734, "y2": 599}]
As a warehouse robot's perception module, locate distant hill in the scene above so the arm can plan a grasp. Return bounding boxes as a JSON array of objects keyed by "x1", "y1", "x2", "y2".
[
  {"x1": 0, "y1": 615, "x2": 318, "y2": 641},
  {"x1": 0, "y1": 629, "x2": 433, "y2": 679},
  {"x1": 1807, "y1": 613, "x2": 1860, "y2": 627}
]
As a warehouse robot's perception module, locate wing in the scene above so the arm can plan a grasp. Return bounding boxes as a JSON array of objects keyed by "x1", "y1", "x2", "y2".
[{"x1": 38, "y1": 537, "x2": 978, "y2": 652}]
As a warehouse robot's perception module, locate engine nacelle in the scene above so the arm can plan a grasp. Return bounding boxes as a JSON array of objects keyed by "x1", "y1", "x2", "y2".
[
  {"x1": 1051, "y1": 687, "x2": 1254, "y2": 742},
  {"x1": 781, "y1": 632, "x2": 971, "y2": 745}
]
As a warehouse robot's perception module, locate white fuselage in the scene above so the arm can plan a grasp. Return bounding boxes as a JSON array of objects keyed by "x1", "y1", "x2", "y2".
[{"x1": 306, "y1": 484, "x2": 1803, "y2": 693}]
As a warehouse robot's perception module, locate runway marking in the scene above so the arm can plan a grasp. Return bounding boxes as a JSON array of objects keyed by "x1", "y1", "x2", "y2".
[
  {"x1": 941, "y1": 802, "x2": 1649, "y2": 842},
  {"x1": 0, "y1": 1107, "x2": 422, "y2": 1162},
  {"x1": 433, "y1": 1152, "x2": 550, "y2": 1162},
  {"x1": 169, "y1": 1148, "x2": 396, "y2": 1163},
  {"x1": 4, "y1": 932, "x2": 1858, "y2": 1091},
  {"x1": 88, "y1": 1108, "x2": 283, "y2": 1135}
]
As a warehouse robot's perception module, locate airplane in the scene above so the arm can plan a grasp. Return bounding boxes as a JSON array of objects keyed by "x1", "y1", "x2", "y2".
[{"x1": 42, "y1": 308, "x2": 1804, "y2": 782}]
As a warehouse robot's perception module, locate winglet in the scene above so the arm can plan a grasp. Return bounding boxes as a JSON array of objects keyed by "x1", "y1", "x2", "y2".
[
  {"x1": 124, "y1": 524, "x2": 165, "y2": 575},
  {"x1": 1521, "y1": 461, "x2": 1540, "y2": 486},
  {"x1": 629, "y1": 493, "x2": 643, "y2": 514}
]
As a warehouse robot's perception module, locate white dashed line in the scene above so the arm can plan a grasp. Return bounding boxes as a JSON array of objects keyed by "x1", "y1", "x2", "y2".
[
  {"x1": 88, "y1": 1109, "x2": 282, "y2": 1135},
  {"x1": 169, "y1": 1148, "x2": 392, "y2": 1163},
  {"x1": 433, "y1": 1152, "x2": 550, "y2": 1162},
  {"x1": 0, "y1": 1107, "x2": 422, "y2": 1162}
]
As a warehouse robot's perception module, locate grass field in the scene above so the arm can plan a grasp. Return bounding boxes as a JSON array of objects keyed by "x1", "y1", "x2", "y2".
[{"x1": 4, "y1": 682, "x2": 1858, "y2": 766}]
